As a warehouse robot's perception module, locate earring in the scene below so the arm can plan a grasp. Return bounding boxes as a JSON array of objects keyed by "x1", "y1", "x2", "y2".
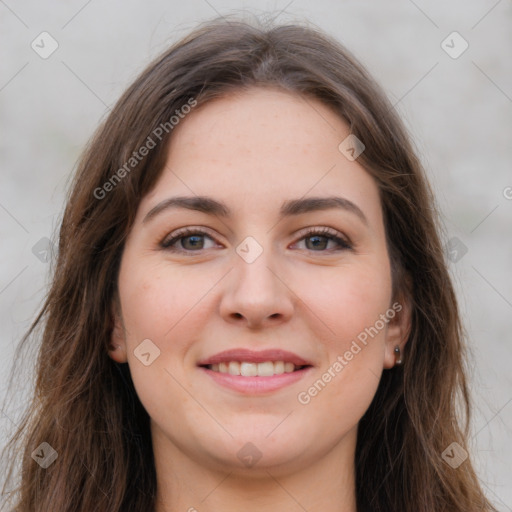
[{"x1": 394, "y1": 345, "x2": 403, "y2": 365}]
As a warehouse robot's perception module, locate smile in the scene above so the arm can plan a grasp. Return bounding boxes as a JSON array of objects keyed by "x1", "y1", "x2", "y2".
[
  {"x1": 197, "y1": 348, "x2": 314, "y2": 394},
  {"x1": 206, "y1": 361, "x2": 307, "y2": 377}
]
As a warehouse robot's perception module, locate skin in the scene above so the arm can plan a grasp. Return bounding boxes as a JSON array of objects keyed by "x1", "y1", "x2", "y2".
[{"x1": 108, "y1": 87, "x2": 411, "y2": 512}]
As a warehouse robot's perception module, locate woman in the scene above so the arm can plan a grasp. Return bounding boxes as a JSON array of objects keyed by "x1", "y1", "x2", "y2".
[{"x1": 1, "y1": 16, "x2": 497, "y2": 512}]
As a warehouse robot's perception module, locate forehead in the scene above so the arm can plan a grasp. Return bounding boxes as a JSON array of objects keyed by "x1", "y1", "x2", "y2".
[{"x1": 139, "y1": 87, "x2": 383, "y2": 228}]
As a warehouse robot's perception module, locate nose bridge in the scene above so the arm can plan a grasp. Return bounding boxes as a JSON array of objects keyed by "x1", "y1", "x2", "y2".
[
  {"x1": 236, "y1": 243, "x2": 277, "y2": 292},
  {"x1": 219, "y1": 235, "x2": 293, "y2": 325}
]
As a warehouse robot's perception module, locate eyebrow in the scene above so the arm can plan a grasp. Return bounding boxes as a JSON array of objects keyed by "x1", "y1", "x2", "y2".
[{"x1": 142, "y1": 195, "x2": 369, "y2": 226}]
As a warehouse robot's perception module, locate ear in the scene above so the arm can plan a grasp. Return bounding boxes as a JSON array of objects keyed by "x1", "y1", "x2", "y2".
[
  {"x1": 383, "y1": 287, "x2": 412, "y2": 370},
  {"x1": 107, "y1": 300, "x2": 128, "y2": 364}
]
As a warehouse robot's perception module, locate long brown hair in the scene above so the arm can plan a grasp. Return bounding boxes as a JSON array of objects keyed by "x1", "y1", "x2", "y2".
[{"x1": 1, "y1": 15, "x2": 496, "y2": 512}]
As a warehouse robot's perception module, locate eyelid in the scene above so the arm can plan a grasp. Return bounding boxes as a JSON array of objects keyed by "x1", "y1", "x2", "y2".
[
  {"x1": 293, "y1": 226, "x2": 351, "y2": 244},
  {"x1": 160, "y1": 226, "x2": 221, "y2": 250},
  {"x1": 290, "y1": 226, "x2": 353, "y2": 251}
]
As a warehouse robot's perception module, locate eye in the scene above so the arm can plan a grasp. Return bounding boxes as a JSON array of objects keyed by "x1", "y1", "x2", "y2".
[
  {"x1": 160, "y1": 226, "x2": 352, "y2": 254},
  {"x1": 160, "y1": 228, "x2": 219, "y2": 252},
  {"x1": 293, "y1": 227, "x2": 352, "y2": 252}
]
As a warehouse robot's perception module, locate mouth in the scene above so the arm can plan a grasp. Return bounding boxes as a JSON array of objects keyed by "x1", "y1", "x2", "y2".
[
  {"x1": 200, "y1": 361, "x2": 310, "y2": 377},
  {"x1": 197, "y1": 348, "x2": 313, "y2": 393}
]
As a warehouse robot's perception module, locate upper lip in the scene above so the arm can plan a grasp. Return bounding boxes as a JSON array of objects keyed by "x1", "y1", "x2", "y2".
[{"x1": 197, "y1": 348, "x2": 312, "y2": 367}]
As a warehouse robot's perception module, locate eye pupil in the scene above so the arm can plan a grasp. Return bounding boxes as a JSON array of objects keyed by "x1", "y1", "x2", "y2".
[
  {"x1": 306, "y1": 235, "x2": 328, "y2": 250},
  {"x1": 182, "y1": 235, "x2": 203, "y2": 250}
]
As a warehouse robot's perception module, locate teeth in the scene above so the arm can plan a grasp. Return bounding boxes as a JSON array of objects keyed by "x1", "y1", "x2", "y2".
[
  {"x1": 273, "y1": 361, "x2": 285, "y2": 374},
  {"x1": 240, "y1": 362, "x2": 258, "y2": 377},
  {"x1": 257, "y1": 361, "x2": 274, "y2": 377},
  {"x1": 284, "y1": 362, "x2": 294, "y2": 373},
  {"x1": 209, "y1": 361, "x2": 301, "y2": 376},
  {"x1": 228, "y1": 361, "x2": 240, "y2": 375}
]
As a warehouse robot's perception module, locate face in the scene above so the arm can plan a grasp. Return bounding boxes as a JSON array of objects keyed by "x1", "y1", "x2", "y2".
[{"x1": 109, "y1": 87, "x2": 410, "y2": 475}]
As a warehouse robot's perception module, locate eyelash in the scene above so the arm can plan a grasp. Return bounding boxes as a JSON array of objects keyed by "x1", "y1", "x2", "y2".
[{"x1": 160, "y1": 227, "x2": 353, "y2": 254}]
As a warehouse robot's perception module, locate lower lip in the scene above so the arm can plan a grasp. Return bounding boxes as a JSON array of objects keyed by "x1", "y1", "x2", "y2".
[{"x1": 200, "y1": 366, "x2": 312, "y2": 394}]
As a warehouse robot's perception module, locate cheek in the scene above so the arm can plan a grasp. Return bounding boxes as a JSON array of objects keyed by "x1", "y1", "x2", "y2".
[
  {"x1": 118, "y1": 259, "x2": 205, "y2": 343},
  {"x1": 298, "y1": 259, "x2": 392, "y2": 349},
  {"x1": 293, "y1": 262, "x2": 391, "y2": 434},
  {"x1": 117, "y1": 258, "x2": 222, "y2": 385},
  {"x1": 117, "y1": 262, "x2": 206, "y2": 423}
]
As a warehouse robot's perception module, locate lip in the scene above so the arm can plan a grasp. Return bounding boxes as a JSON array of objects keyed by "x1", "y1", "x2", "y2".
[
  {"x1": 200, "y1": 366, "x2": 313, "y2": 394},
  {"x1": 197, "y1": 348, "x2": 314, "y2": 395},
  {"x1": 197, "y1": 348, "x2": 312, "y2": 366}
]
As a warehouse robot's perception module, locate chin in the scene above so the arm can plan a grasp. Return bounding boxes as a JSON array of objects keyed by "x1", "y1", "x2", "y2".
[{"x1": 212, "y1": 445, "x2": 307, "y2": 475}]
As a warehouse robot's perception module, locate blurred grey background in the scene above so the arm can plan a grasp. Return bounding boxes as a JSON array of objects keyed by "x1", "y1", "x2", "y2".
[{"x1": 1, "y1": 0, "x2": 511, "y2": 508}]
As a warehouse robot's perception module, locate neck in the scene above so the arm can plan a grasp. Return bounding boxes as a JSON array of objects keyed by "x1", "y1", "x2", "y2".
[{"x1": 152, "y1": 426, "x2": 358, "y2": 512}]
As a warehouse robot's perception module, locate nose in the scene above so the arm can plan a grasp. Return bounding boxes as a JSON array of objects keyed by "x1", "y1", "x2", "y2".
[{"x1": 219, "y1": 246, "x2": 295, "y2": 330}]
